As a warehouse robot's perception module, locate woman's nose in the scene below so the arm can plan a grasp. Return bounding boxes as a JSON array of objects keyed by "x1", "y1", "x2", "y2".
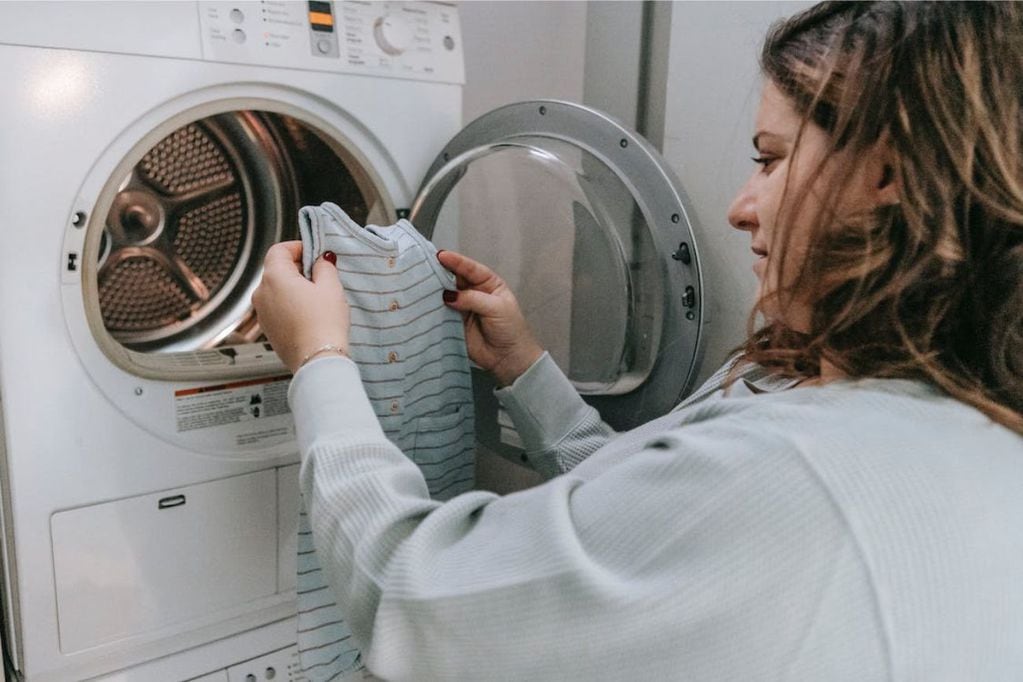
[{"x1": 727, "y1": 181, "x2": 758, "y2": 233}]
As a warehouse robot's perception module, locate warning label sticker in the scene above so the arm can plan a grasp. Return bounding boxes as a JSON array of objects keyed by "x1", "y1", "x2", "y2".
[{"x1": 175, "y1": 375, "x2": 292, "y2": 434}]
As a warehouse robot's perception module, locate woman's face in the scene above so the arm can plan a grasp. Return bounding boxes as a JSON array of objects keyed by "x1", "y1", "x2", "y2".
[
  {"x1": 728, "y1": 80, "x2": 890, "y2": 330},
  {"x1": 727, "y1": 81, "x2": 832, "y2": 329}
]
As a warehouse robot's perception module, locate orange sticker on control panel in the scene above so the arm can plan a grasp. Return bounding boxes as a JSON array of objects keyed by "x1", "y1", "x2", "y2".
[{"x1": 309, "y1": 11, "x2": 334, "y2": 26}]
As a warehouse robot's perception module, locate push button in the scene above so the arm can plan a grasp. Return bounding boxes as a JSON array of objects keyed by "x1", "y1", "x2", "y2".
[
  {"x1": 390, "y1": 400, "x2": 400, "y2": 414},
  {"x1": 387, "y1": 256, "x2": 397, "y2": 268},
  {"x1": 387, "y1": 351, "x2": 399, "y2": 363},
  {"x1": 388, "y1": 299, "x2": 400, "y2": 311}
]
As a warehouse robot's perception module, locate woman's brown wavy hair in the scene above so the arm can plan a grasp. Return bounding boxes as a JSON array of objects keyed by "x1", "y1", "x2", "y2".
[{"x1": 741, "y1": 1, "x2": 1023, "y2": 434}]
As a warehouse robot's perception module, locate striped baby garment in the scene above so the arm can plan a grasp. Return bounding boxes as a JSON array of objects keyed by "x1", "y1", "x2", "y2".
[{"x1": 294, "y1": 202, "x2": 476, "y2": 681}]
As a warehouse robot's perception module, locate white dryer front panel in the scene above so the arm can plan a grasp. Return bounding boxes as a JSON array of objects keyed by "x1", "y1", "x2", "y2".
[{"x1": 0, "y1": 2, "x2": 465, "y2": 678}]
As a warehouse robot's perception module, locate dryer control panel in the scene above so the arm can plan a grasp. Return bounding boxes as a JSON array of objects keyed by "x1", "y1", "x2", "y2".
[{"x1": 199, "y1": 1, "x2": 464, "y2": 84}]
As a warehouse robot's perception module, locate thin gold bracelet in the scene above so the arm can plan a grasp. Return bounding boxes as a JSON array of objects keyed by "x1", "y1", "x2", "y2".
[{"x1": 296, "y1": 343, "x2": 349, "y2": 371}]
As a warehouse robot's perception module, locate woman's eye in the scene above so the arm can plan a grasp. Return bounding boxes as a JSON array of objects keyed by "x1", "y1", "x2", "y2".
[{"x1": 751, "y1": 155, "x2": 778, "y2": 172}]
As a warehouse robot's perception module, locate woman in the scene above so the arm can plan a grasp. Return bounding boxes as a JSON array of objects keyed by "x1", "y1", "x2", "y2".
[{"x1": 253, "y1": 2, "x2": 1023, "y2": 679}]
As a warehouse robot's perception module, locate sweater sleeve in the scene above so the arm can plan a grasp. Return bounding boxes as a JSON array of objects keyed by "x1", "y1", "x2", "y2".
[
  {"x1": 288, "y1": 356, "x2": 868, "y2": 682},
  {"x1": 493, "y1": 352, "x2": 617, "y2": 477},
  {"x1": 492, "y1": 352, "x2": 754, "y2": 478}
]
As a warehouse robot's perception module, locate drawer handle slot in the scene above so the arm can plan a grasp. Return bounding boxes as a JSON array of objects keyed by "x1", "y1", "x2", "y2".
[{"x1": 158, "y1": 494, "x2": 186, "y2": 510}]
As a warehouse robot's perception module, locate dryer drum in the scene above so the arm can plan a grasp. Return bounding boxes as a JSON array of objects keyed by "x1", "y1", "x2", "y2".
[{"x1": 94, "y1": 111, "x2": 376, "y2": 353}]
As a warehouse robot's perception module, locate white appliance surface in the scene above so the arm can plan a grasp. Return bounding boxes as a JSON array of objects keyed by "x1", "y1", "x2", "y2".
[{"x1": 0, "y1": 2, "x2": 464, "y2": 680}]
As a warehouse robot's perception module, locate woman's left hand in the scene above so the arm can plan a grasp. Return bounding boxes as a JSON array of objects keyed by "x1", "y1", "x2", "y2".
[{"x1": 252, "y1": 241, "x2": 350, "y2": 373}]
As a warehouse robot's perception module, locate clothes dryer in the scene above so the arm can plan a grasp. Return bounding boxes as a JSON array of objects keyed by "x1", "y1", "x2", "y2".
[
  {"x1": 0, "y1": 2, "x2": 464, "y2": 679},
  {"x1": 0, "y1": 2, "x2": 710, "y2": 680}
]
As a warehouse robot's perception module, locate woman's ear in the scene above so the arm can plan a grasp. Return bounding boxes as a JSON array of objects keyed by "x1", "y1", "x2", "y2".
[
  {"x1": 867, "y1": 140, "x2": 900, "y2": 207},
  {"x1": 879, "y1": 164, "x2": 894, "y2": 188}
]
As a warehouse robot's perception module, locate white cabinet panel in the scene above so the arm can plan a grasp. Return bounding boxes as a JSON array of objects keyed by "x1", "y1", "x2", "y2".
[
  {"x1": 52, "y1": 470, "x2": 278, "y2": 652},
  {"x1": 277, "y1": 464, "x2": 300, "y2": 593},
  {"x1": 189, "y1": 671, "x2": 230, "y2": 682}
]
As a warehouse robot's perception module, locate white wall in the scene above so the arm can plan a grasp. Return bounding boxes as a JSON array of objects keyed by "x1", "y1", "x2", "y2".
[{"x1": 459, "y1": 1, "x2": 588, "y2": 123}]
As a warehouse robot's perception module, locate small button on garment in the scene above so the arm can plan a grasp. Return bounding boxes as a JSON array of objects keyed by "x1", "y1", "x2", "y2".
[
  {"x1": 388, "y1": 299, "x2": 400, "y2": 311},
  {"x1": 390, "y1": 400, "x2": 400, "y2": 414},
  {"x1": 387, "y1": 351, "x2": 399, "y2": 363},
  {"x1": 387, "y1": 256, "x2": 397, "y2": 268}
]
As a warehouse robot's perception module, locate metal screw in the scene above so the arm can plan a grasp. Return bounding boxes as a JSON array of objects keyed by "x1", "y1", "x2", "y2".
[
  {"x1": 671, "y1": 213, "x2": 680, "y2": 224},
  {"x1": 686, "y1": 311, "x2": 695, "y2": 321},
  {"x1": 72, "y1": 211, "x2": 87, "y2": 228},
  {"x1": 134, "y1": 387, "x2": 144, "y2": 396},
  {"x1": 538, "y1": 105, "x2": 547, "y2": 115},
  {"x1": 619, "y1": 138, "x2": 628, "y2": 148}
]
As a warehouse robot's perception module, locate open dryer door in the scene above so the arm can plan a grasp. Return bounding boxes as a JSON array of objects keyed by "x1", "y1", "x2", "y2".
[{"x1": 410, "y1": 100, "x2": 705, "y2": 456}]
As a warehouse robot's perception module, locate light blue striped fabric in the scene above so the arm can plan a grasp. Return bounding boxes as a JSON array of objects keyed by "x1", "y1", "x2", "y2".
[{"x1": 295, "y1": 203, "x2": 475, "y2": 681}]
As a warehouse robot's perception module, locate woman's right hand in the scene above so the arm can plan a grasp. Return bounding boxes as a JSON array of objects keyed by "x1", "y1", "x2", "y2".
[{"x1": 438, "y1": 250, "x2": 544, "y2": 388}]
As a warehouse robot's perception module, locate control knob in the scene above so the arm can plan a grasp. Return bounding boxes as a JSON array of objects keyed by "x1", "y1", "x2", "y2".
[{"x1": 373, "y1": 14, "x2": 413, "y2": 56}]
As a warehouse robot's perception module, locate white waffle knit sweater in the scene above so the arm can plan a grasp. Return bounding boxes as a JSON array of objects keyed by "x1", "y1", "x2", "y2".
[{"x1": 289, "y1": 351, "x2": 1023, "y2": 681}]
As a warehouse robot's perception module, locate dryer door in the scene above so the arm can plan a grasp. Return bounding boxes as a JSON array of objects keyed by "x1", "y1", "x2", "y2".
[{"x1": 410, "y1": 100, "x2": 705, "y2": 444}]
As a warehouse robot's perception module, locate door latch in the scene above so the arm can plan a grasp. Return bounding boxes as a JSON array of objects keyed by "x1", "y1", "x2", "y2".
[{"x1": 671, "y1": 242, "x2": 691, "y2": 264}]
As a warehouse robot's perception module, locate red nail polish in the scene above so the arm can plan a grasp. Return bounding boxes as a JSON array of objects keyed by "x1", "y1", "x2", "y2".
[
  {"x1": 323, "y1": 251, "x2": 337, "y2": 265},
  {"x1": 442, "y1": 289, "x2": 458, "y2": 303}
]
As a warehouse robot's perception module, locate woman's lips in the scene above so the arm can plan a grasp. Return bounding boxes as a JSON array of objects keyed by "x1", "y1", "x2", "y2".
[{"x1": 752, "y1": 246, "x2": 768, "y2": 277}]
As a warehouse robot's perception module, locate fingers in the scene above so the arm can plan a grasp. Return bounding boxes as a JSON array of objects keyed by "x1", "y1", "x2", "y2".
[
  {"x1": 442, "y1": 288, "x2": 504, "y2": 318},
  {"x1": 437, "y1": 250, "x2": 502, "y2": 293},
  {"x1": 310, "y1": 252, "x2": 346, "y2": 309},
  {"x1": 264, "y1": 241, "x2": 339, "y2": 289},
  {"x1": 264, "y1": 241, "x2": 304, "y2": 274},
  {"x1": 311, "y1": 252, "x2": 340, "y2": 286}
]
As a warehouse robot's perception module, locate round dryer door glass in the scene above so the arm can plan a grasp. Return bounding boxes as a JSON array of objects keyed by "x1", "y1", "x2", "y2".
[
  {"x1": 412, "y1": 101, "x2": 704, "y2": 430},
  {"x1": 421, "y1": 138, "x2": 660, "y2": 394},
  {"x1": 90, "y1": 110, "x2": 390, "y2": 356}
]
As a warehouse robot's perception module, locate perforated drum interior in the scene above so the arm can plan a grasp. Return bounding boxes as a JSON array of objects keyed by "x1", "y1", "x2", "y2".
[{"x1": 91, "y1": 110, "x2": 387, "y2": 355}]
